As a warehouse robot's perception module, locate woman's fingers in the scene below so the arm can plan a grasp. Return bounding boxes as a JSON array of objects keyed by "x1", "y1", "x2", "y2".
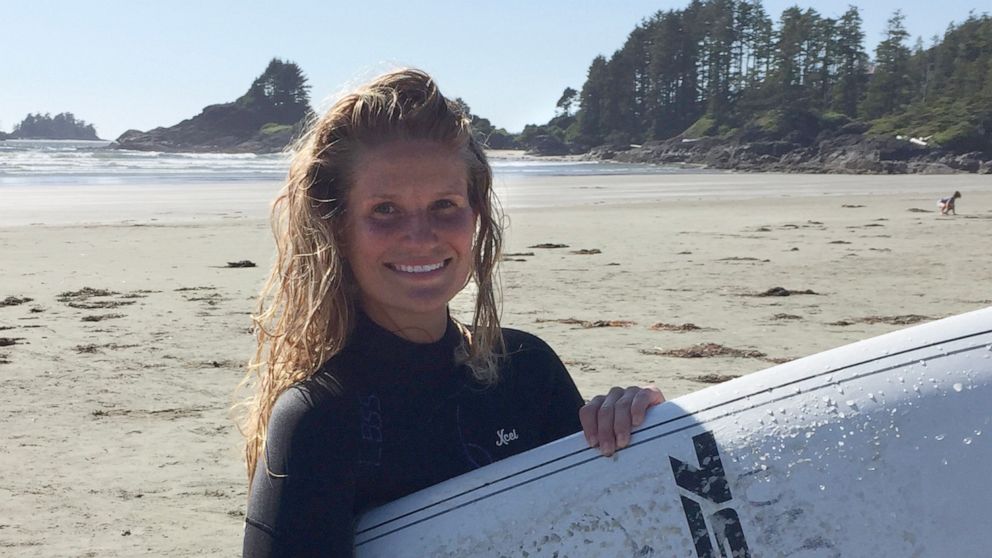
[
  {"x1": 597, "y1": 386, "x2": 626, "y2": 455},
  {"x1": 579, "y1": 387, "x2": 623, "y2": 452},
  {"x1": 612, "y1": 388, "x2": 636, "y2": 450},
  {"x1": 631, "y1": 386, "x2": 665, "y2": 427},
  {"x1": 580, "y1": 385, "x2": 665, "y2": 457},
  {"x1": 579, "y1": 395, "x2": 605, "y2": 447}
]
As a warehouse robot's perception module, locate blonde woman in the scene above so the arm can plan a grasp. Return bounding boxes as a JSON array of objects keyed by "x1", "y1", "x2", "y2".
[{"x1": 239, "y1": 69, "x2": 663, "y2": 556}]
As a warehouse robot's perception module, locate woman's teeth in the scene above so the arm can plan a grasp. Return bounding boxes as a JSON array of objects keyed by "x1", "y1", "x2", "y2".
[{"x1": 393, "y1": 261, "x2": 445, "y2": 273}]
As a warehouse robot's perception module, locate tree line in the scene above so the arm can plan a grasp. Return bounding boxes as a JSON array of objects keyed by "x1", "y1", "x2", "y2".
[
  {"x1": 523, "y1": 2, "x2": 992, "y2": 155},
  {"x1": 8, "y1": 112, "x2": 100, "y2": 140}
]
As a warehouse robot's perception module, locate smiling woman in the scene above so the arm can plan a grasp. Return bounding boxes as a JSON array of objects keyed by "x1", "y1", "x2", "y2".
[
  {"x1": 236, "y1": 69, "x2": 663, "y2": 557},
  {"x1": 344, "y1": 140, "x2": 477, "y2": 342}
]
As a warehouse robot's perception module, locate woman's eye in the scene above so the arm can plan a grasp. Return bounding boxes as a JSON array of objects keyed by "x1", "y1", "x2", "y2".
[
  {"x1": 431, "y1": 199, "x2": 457, "y2": 211},
  {"x1": 372, "y1": 203, "x2": 397, "y2": 215}
]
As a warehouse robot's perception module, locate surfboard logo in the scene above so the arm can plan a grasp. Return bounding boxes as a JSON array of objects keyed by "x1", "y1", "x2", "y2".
[{"x1": 670, "y1": 430, "x2": 751, "y2": 558}]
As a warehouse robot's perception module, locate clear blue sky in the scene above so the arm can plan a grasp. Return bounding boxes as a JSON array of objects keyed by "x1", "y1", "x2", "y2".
[{"x1": 3, "y1": 1, "x2": 986, "y2": 139}]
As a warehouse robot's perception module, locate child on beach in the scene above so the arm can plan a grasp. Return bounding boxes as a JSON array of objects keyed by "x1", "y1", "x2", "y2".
[
  {"x1": 238, "y1": 69, "x2": 663, "y2": 557},
  {"x1": 939, "y1": 191, "x2": 962, "y2": 215}
]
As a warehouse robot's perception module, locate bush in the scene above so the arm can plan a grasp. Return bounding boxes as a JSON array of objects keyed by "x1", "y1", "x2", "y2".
[
  {"x1": 820, "y1": 112, "x2": 852, "y2": 130},
  {"x1": 932, "y1": 122, "x2": 987, "y2": 153},
  {"x1": 683, "y1": 115, "x2": 718, "y2": 138},
  {"x1": 753, "y1": 111, "x2": 782, "y2": 133},
  {"x1": 260, "y1": 123, "x2": 293, "y2": 136},
  {"x1": 480, "y1": 129, "x2": 518, "y2": 150},
  {"x1": 867, "y1": 113, "x2": 911, "y2": 136},
  {"x1": 839, "y1": 121, "x2": 871, "y2": 134}
]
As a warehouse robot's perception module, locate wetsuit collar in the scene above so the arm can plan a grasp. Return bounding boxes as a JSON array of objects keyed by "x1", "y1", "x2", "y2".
[{"x1": 350, "y1": 310, "x2": 463, "y2": 370}]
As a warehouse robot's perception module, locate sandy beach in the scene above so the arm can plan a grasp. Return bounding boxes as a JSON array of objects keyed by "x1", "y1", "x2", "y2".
[{"x1": 1, "y1": 173, "x2": 990, "y2": 556}]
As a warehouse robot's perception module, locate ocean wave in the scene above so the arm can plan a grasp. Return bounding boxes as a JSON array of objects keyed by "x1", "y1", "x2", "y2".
[{"x1": 1, "y1": 140, "x2": 706, "y2": 184}]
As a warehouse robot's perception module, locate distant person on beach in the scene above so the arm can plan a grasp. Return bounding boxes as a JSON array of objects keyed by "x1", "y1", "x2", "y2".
[
  {"x1": 238, "y1": 69, "x2": 663, "y2": 557},
  {"x1": 939, "y1": 191, "x2": 962, "y2": 215}
]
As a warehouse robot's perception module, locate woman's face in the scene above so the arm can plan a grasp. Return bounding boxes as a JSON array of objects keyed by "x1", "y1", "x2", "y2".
[{"x1": 343, "y1": 139, "x2": 477, "y2": 338}]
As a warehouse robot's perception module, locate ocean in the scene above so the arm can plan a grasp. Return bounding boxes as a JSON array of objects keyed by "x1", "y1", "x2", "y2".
[
  {"x1": 0, "y1": 139, "x2": 702, "y2": 186},
  {"x1": 0, "y1": 139, "x2": 718, "y2": 225},
  {"x1": 4, "y1": 139, "x2": 978, "y2": 227}
]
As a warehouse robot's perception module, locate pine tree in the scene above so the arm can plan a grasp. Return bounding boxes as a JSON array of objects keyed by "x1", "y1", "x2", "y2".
[
  {"x1": 701, "y1": 0, "x2": 737, "y2": 121},
  {"x1": 556, "y1": 87, "x2": 579, "y2": 117},
  {"x1": 831, "y1": 6, "x2": 869, "y2": 117},
  {"x1": 770, "y1": 7, "x2": 805, "y2": 108},
  {"x1": 577, "y1": 56, "x2": 610, "y2": 144},
  {"x1": 239, "y1": 58, "x2": 311, "y2": 124},
  {"x1": 861, "y1": 11, "x2": 913, "y2": 118}
]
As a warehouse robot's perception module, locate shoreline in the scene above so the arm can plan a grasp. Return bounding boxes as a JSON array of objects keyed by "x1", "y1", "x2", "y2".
[
  {"x1": 2, "y1": 173, "x2": 989, "y2": 227},
  {"x1": 589, "y1": 136, "x2": 992, "y2": 175}
]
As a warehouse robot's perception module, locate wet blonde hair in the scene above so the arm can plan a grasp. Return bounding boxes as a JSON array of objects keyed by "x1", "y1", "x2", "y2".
[{"x1": 238, "y1": 69, "x2": 504, "y2": 483}]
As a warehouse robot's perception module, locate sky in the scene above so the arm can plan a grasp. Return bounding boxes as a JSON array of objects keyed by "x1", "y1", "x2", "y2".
[{"x1": 3, "y1": 1, "x2": 987, "y2": 140}]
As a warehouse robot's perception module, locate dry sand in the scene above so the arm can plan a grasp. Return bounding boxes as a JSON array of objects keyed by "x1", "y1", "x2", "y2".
[{"x1": 1, "y1": 173, "x2": 990, "y2": 556}]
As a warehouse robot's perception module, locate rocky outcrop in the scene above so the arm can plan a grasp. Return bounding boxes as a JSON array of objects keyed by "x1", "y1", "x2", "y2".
[
  {"x1": 588, "y1": 133, "x2": 992, "y2": 174},
  {"x1": 113, "y1": 103, "x2": 298, "y2": 154},
  {"x1": 113, "y1": 58, "x2": 309, "y2": 153}
]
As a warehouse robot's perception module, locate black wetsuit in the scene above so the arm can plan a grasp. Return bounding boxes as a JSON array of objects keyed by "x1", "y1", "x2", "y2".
[{"x1": 243, "y1": 313, "x2": 584, "y2": 557}]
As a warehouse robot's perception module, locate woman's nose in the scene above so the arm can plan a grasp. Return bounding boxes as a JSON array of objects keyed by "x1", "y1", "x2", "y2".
[{"x1": 403, "y1": 210, "x2": 437, "y2": 242}]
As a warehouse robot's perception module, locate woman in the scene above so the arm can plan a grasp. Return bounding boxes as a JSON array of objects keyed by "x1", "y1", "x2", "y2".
[{"x1": 239, "y1": 69, "x2": 662, "y2": 557}]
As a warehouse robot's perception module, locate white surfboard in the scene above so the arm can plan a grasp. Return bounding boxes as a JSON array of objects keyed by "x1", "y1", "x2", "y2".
[{"x1": 355, "y1": 307, "x2": 992, "y2": 557}]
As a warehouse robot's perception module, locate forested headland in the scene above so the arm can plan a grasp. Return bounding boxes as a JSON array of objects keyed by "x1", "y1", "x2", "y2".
[
  {"x1": 515, "y1": 2, "x2": 992, "y2": 173},
  {"x1": 22, "y1": 1, "x2": 988, "y2": 174},
  {"x1": 114, "y1": 58, "x2": 312, "y2": 153},
  {"x1": 3, "y1": 113, "x2": 100, "y2": 140},
  {"x1": 111, "y1": 58, "x2": 518, "y2": 154}
]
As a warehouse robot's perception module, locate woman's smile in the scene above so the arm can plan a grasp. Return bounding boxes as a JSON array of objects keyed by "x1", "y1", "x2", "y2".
[{"x1": 387, "y1": 259, "x2": 451, "y2": 274}]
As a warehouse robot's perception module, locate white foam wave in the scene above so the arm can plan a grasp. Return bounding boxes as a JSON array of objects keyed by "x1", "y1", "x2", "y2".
[{"x1": 0, "y1": 140, "x2": 702, "y2": 184}]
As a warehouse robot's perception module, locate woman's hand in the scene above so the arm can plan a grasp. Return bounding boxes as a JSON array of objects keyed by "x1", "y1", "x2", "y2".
[{"x1": 579, "y1": 386, "x2": 665, "y2": 456}]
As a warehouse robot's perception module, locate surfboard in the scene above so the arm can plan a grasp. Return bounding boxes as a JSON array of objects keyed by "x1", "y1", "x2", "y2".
[{"x1": 355, "y1": 307, "x2": 992, "y2": 557}]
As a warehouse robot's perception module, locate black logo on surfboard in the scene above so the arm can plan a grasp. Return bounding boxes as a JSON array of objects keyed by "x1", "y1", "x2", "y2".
[{"x1": 670, "y1": 431, "x2": 751, "y2": 558}]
